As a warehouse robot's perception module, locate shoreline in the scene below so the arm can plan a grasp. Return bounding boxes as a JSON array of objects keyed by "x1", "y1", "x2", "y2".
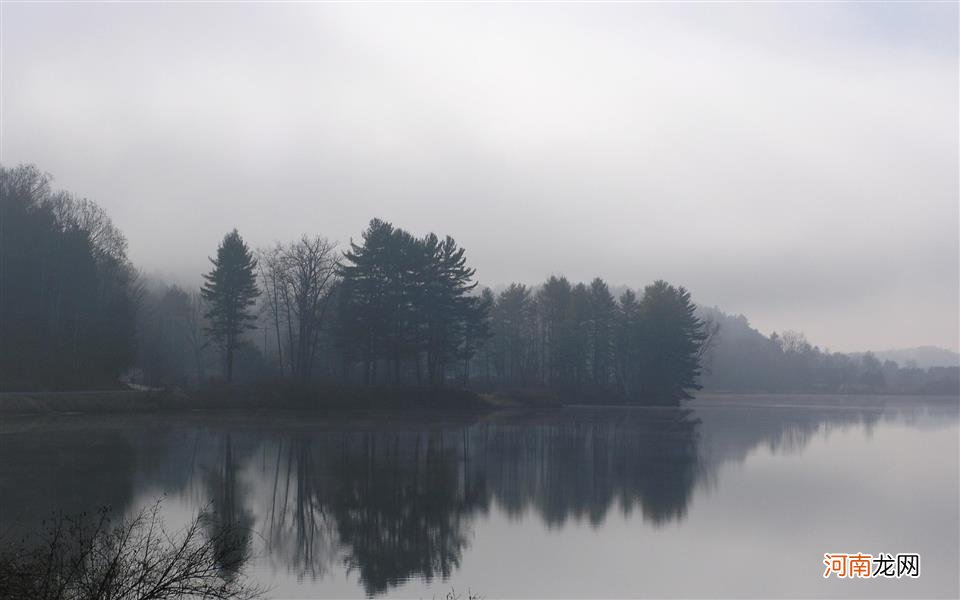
[
  {"x1": 0, "y1": 384, "x2": 508, "y2": 415},
  {"x1": 0, "y1": 385, "x2": 955, "y2": 415}
]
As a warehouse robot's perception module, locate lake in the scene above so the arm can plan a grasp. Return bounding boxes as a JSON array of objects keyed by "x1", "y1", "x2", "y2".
[{"x1": 1, "y1": 394, "x2": 957, "y2": 598}]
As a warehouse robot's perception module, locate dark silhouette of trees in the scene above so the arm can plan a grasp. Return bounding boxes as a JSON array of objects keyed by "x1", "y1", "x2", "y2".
[
  {"x1": 476, "y1": 277, "x2": 714, "y2": 403},
  {"x1": 256, "y1": 236, "x2": 338, "y2": 383},
  {"x1": 697, "y1": 307, "x2": 956, "y2": 394},
  {"x1": 201, "y1": 230, "x2": 260, "y2": 383},
  {"x1": 0, "y1": 165, "x2": 762, "y2": 403},
  {"x1": 459, "y1": 292, "x2": 492, "y2": 385},
  {"x1": 0, "y1": 164, "x2": 139, "y2": 390},
  {"x1": 0, "y1": 160, "x2": 720, "y2": 400},
  {"x1": 336, "y1": 219, "x2": 400, "y2": 384},
  {"x1": 632, "y1": 280, "x2": 709, "y2": 402},
  {"x1": 615, "y1": 289, "x2": 642, "y2": 395},
  {"x1": 588, "y1": 278, "x2": 617, "y2": 387},
  {"x1": 335, "y1": 219, "x2": 487, "y2": 386},
  {"x1": 138, "y1": 285, "x2": 205, "y2": 388},
  {"x1": 536, "y1": 276, "x2": 571, "y2": 386},
  {"x1": 859, "y1": 351, "x2": 886, "y2": 389},
  {"x1": 421, "y1": 234, "x2": 479, "y2": 385},
  {"x1": 487, "y1": 284, "x2": 537, "y2": 385}
]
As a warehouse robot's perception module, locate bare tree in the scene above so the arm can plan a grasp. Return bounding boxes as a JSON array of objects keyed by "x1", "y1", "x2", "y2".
[
  {"x1": 186, "y1": 290, "x2": 209, "y2": 385},
  {"x1": 0, "y1": 500, "x2": 264, "y2": 600},
  {"x1": 258, "y1": 236, "x2": 339, "y2": 383},
  {"x1": 257, "y1": 244, "x2": 288, "y2": 378},
  {"x1": 282, "y1": 236, "x2": 339, "y2": 383},
  {"x1": 696, "y1": 315, "x2": 721, "y2": 362}
]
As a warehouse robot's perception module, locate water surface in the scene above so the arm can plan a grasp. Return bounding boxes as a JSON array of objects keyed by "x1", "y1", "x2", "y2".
[{"x1": 1, "y1": 395, "x2": 957, "y2": 598}]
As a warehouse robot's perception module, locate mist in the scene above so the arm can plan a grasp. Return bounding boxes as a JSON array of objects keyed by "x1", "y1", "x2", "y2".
[
  {"x1": 2, "y1": 2, "x2": 957, "y2": 354},
  {"x1": 2, "y1": 5, "x2": 959, "y2": 599}
]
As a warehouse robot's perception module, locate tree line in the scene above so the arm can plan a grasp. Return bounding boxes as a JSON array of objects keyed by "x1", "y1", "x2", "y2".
[
  {"x1": 195, "y1": 219, "x2": 713, "y2": 403},
  {"x1": 0, "y1": 165, "x2": 139, "y2": 389},
  {"x1": 6, "y1": 164, "x2": 952, "y2": 401},
  {"x1": 469, "y1": 277, "x2": 716, "y2": 401},
  {"x1": 0, "y1": 163, "x2": 723, "y2": 403},
  {"x1": 698, "y1": 308, "x2": 959, "y2": 395}
]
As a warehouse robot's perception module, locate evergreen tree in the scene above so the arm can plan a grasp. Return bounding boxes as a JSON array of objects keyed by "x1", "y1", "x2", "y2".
[
  {"x1": 615, "y1": 289, "x2": 642, "y2": 395},
  {"x1": 536, "y1": 276, "x2": 571, "y2": 386},
  {"x1": 337, "y1": 220, "x2": 486, "y2": 386},
  {"x1": 474, "y1": 287, "x2": 497, "y2": 384},
  {"x1": 565, "y1": 283, "x2": 591, "y2": 386},
  {"x1": 460, "y1": 292, "x2": 492, "y2": 384},
  {"x1": 588, "y1": 278, "x2": 616, "y2": 387},
  {"x1": 337, "y1": 219, "x2": 397, "y2": 383},
  {"x1": 491, "y1": 284, "x2": 536, "y2": 384},
  {"x1": 201, "y1": 229, "x2": 260, "y2": 383},
  {"x1": 424, "y1": 235, "x2": 478, "y2": 384},
  {"x1": 636, "y1": 280, "x2": 707, "y2": 403}
]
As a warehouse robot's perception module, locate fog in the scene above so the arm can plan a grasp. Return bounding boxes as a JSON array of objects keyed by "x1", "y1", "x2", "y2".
[{"x1": 2, "y1": 2, "x2": 957, "y2": 352}]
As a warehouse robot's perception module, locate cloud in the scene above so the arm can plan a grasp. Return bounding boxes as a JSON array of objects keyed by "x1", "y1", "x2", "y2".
[{"x1": 2, "y1": 2, "x2": 956, "y2": 351}]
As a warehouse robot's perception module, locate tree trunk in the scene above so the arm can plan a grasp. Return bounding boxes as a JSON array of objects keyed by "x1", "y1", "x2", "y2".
[{"x1": 226, "y1": 336, "x2": 235, "y2": 383}]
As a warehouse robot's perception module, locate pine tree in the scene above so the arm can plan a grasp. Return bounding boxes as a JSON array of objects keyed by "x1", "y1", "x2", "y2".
[
  {"x1": 636, "y1": 280, "x2": 706, "y2": 403},
  {"x1": 492, "y1": 284, "x2": 535, "y2": 384},
  {"x1": 565, "y1": 283, "x2": 591, "y2": 386},
  {"x1": 201, "y1": 229, "x2": 260, "y2": 383},
  {"x1": 615, "y1": 289, "x2": 642, "y2": 395},
  {"x1": 588, "y1": 277, "x2": 616, "y2": 387},
  {"x1": 536, "y1": 276, "x2": 571, "y2": 386},
  {"x1": 337, "y1": 219, "x2": 396, "y2": 383},
  {"x1": 432, "y1": 235, "x2": 478, "y2": 384},
  {"x1": 337, "y1": 220, "x2": 485, "y2": 387},
  {"x1": 460, "y1": 292, "x2": 492, "y2": 385}
]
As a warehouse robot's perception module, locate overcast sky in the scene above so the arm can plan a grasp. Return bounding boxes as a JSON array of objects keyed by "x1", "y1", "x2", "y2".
[{"x1": 2, "y1": 2, "x2": 957, "y2": 352}]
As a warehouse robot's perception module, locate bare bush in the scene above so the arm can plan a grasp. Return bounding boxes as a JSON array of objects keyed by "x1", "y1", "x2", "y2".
[{"x1": 0, "y1": 500, "x2": 263, "y2": 600}]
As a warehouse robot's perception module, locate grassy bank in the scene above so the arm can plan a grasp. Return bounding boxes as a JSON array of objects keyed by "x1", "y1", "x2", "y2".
[
  {"x1": 0, "y1": 389, "x2": 179, "y2": 414},
  {"x1": 196, "y1": 382, "x2": 495, "y2": 411},
  {"x1": 0, "y1": 383, "x2": 500, "y2": 414}
]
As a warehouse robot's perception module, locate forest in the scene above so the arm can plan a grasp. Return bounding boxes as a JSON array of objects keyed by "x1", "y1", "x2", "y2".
[
  {"x1": 1, "y1": 164, "x2": 956, "y2": 401},
  {"x1": 0, "y1": 165, "x2": 139, "y2": 389},
  {"x1": 697, "y1": 308, "x2": 960, "y2": 395}
]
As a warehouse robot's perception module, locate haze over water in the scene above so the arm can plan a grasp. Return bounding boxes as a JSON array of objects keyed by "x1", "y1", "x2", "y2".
[
  {"x1": 2, "y1": 3, "x2": 958, "y2": 599},
  {"x1": 3, "y1": 2, "x2": 957, "y2": 352},
  {"x1": 2, "y1": 395, "x2": 957, "y2": 598}
]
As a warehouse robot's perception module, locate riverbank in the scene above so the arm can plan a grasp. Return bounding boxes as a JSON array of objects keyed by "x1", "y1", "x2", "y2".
[
  {"x1": 7, "y1": 385, "x2": 951, "y2": 415},
  {"x1": 0, "y1": 383, "x2": 522, "y2": 414}
]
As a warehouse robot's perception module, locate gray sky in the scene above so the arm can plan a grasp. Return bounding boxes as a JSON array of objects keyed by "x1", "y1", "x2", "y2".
[{"x1": 2, "y1": 2, "x2": 957, "y2": 352}]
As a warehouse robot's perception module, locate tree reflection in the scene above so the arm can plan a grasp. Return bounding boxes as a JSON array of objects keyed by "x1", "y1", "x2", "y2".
[
  {"x1": 4, "y1": 402, "x2": 933, "y2": 597},
  {"x1": 252, "y1": 410, "x2": 701, "y2": 594},
  {"x1": 263, "y1": 437, "x2": 340, "y2": 581},
  {"x1": 0, "y1": 422, "x2": 137, "y2": 540},
  {"x1": 474, "y1": 408, "x2": 701, "y2": 527},
  {"x1": 203, "y1": 433, "x2": 255, "y2": 578}
]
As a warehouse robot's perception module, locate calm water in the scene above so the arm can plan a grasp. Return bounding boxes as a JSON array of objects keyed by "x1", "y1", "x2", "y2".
[{"x1": 1, "y1": 395, "x2": 957, "y2": 598}]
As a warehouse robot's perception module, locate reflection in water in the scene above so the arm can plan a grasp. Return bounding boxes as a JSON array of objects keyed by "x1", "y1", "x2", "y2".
[
  {"x1": 263, "y1": 437, "x2": 341, "y2": 582},
  {"x1": 0, "y1": 397, "x2": 956, "y2": 597},
  {"x1": 476, "y1": 409, "x2": 700, "y2": 526},
  {"x1": 0, "y1": 425, "x2": 137, "y2": 532},
  {"x1": 252, "y1": 409, "x2": 702, "y2": 594},
  {"x1": 329, "y1": 432, "x2": 476, "y2": 595},
  {"x1": 203, "y1": 433, "x2": 255, "y2": 578}
]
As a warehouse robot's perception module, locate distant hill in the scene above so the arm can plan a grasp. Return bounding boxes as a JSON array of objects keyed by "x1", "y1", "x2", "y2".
[
  {"x1": 694, "y1": 306, "x2": 959, "y2": 394},
  {"x1": 868, "y1": 347, "x2": 960, "y2": 370}
]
